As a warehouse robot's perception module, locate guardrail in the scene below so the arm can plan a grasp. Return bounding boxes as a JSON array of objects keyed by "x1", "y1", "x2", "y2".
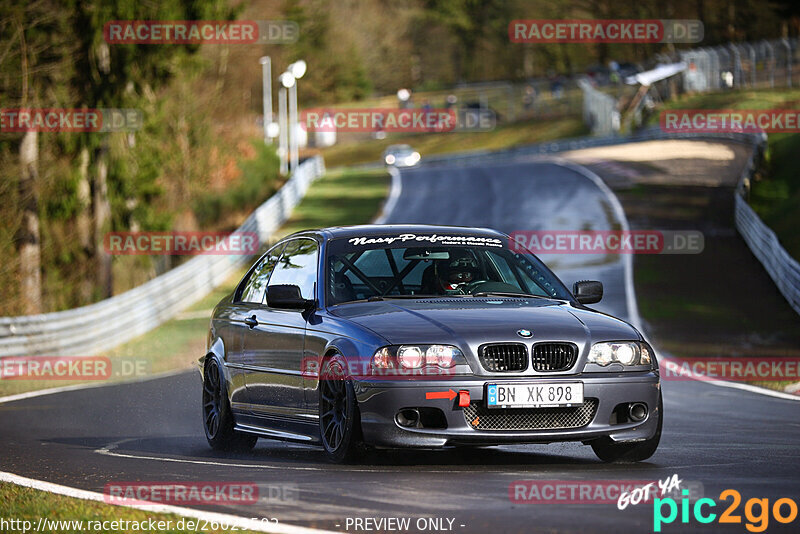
[
  {"x1": 733, "y1": 135, "x2": 800, "y2": 315},
  {"x1": 0, "y1": 155, "x2": 326, "y2": 357}
]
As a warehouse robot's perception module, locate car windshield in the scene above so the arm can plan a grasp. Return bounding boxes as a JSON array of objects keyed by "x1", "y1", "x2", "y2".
[{"x1": 326, "y1": 234, "x2": 572, "y2": 305}]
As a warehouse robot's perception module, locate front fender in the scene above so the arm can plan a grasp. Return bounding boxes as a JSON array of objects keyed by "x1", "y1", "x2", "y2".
[{"x1": 199, "y1": 336, "x2": 229, "y2": 385}]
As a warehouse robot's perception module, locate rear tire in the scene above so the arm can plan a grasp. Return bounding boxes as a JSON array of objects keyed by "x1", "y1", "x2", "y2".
[
  {"x1": 319, "y1": 357, "x2": 362, "y2": 463},
  {"x1": 591, "y1": 392, "x2": 662, "y2": 463},
  {"x1": 202, "y1": 358, "x2": 258, "y2": 452}
]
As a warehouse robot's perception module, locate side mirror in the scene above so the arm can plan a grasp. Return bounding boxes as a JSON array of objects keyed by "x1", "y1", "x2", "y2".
[
  {"x1": 266, "y1": 284, "x2": 314, "y2": 310},
  {"x1": 573, "y1": 280, "x2": 603, "y2": 304}
]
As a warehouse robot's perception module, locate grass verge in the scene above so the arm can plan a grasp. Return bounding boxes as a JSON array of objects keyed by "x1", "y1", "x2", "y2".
[
  {"x1": 273, "y1": 167, "x2": 390, "y2": 239},
  {"x1": 319, "y1": 116, "x2": 587, "y2": 168},
  {"x1": 0, "y1": 482, "x2": 263, "y2": 533}
]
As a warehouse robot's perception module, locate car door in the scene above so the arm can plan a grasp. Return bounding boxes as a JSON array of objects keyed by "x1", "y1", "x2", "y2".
[
  {"x1": 226, "y1": 243, "x2": 285, "y2": 408},
  {"x1": 243, "y1": 238, "x2": 318, "y2": 419}
]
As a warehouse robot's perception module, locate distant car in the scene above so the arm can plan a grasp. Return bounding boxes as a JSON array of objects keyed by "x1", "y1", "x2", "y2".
[
  {"x1": 200, "y1": 225, "x2": 662, "y2": 463},
  {"x1": 383, "y1": 144, "x2": 420, "y2": 167}
]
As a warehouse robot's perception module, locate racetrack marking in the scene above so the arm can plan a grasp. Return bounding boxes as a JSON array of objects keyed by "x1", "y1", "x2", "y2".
[
  {"x1": 95, "y1": 438, "x2": 551, "y2": 474},
  {"x1": 96, "y1": 439, "x2": 325, "y2": 472},
  {"x1": 672, "y1": 375, "x2": 800, "y2": 402},
  {"x1": 0, "y1": 470, "x2": 338, "y2": 534},
  {"x1": 373, "y1": 166, "x2": 402, "y2": 224},
  {"x1": 0, "y1": 368, "x2": 190, "y2": 406},
  {"x1": 548, "y1": 158, "x2": 642, "y2": 331}
]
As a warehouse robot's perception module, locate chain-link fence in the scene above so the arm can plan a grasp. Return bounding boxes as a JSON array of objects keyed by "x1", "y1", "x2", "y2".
[
  {"x1": 578, "y1": 38, "x2": 800, "y2": 135},
  {"x1": 677, "y1": 39, "x2": 798, "y2": 93}
]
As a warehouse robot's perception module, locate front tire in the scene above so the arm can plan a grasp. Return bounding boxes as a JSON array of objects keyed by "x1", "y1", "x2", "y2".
[
  {"x1": 203, "y1": 358, "x2": 258, "y2": 452},
  {"x1": 591, "y1": 392, "x2": 662, "y2": 463},
  {"x1": 319, "y1": 358, "x2": 362, "y2": 463}
]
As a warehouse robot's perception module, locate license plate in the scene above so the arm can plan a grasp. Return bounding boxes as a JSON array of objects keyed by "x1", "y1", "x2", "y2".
[{"x1": 486, "y1": 382, "x2": 583, "y2": 408}]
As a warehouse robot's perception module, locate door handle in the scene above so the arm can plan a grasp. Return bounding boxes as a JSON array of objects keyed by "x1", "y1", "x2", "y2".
[{"x1": 244, "y1": 315, "x2": 258, "y2": 328}]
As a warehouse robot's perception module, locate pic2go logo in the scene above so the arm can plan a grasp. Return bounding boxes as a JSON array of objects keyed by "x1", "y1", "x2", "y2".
[{"x1": 654, "y1": 489, "x2": 798, "y2": 532}]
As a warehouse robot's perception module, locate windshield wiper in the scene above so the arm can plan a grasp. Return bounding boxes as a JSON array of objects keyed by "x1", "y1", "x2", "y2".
[
  {"x1": 471, "y1": 291, "x2": 556, "y2": 300},
  {"x1": 367, "y1": 294, "x2": 454, "y2": 301}
]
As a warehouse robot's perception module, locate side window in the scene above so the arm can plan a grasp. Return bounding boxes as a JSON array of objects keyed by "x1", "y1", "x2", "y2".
[
  {"x1": 238, "y1": 244, "x2": 284, "y2": 303},
  {"x1": 268, "y1": 238, "x2": 319, "y2": 300},
  {"x1": 486, "y1": 250, "x2": 518, "y2": 285}
]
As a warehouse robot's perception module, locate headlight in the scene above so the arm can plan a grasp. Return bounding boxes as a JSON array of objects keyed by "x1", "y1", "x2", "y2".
[
  {"x1": 385, "y1": 154, "x2": 395, "y2": 164},
  {"x1": 615, "y1": 344, "x2": 636, "y2": 365},
  {"x1": 425, "y1": 345, "x2": 459, "y2": 368},
  {"x1": 397, "y1": 346, "x2": 424, "y2": 369},
  {"x1": 372, "y1": 344, "x2": 466, "y2": 370},
  {"x1": 588, "y1": 341, "x2": 654, "y2": 367}
]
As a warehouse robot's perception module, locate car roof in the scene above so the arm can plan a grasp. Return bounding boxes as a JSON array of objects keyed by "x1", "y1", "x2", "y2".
[{"x1": 284, "y1": 224, "x2": 507, "y2": 242}]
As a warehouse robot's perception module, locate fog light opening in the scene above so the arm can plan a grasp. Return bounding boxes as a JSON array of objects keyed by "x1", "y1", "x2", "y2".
[
  {"x1": 396, "y1": 408, "x2": 420, "y2": 427},
  {"x1": 628, "y1": 403, "x2": 648, "y2": 422}
]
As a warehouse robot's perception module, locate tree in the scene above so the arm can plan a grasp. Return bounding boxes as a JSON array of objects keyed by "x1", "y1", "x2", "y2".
[{"x1": 2, "y1": 0, "x2": 75, "y2": 313}]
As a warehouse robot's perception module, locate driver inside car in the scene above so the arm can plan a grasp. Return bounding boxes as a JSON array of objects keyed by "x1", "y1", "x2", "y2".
[{"x1": 435, "y1": 252, "x2": 481, "y2": 294}]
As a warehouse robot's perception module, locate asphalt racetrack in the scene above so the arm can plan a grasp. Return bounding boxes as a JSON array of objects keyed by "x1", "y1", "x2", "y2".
[{"x1": 2, "y1": 158, "x2": 799, "y2": 533}]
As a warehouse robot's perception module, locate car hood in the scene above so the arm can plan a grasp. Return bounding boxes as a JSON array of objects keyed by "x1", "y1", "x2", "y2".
[{"x1": 329, "y1": 297, "x2": 639, "y2": 347}]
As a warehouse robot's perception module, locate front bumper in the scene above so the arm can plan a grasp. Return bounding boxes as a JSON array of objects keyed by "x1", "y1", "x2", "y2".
[{"x1": 354, "y1": 372, "x2": 660, "y2": 448}]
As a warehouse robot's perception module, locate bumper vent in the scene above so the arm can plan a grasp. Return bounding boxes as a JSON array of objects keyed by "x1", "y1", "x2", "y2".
[
  {"x1": 532, "y1": 343, "x2": 578, "y2": 372},
  {"x1": 478, "y1": 343, "x2": 528, "y2": 372},
  {"x1": 464, "y1": 399, "x2": 598, "y2": 431}
]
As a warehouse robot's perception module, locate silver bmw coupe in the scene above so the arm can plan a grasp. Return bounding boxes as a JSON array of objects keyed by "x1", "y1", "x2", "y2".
[{"x1": 201, "y1": 225, "x2": 662, "y2": 463}]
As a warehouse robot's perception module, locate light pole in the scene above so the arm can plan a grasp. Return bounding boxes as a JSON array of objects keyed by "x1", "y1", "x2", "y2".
[
  {"x1": 288, "y1": 81, "x2": 298, "y2": 172},
  {"x1": 279, "y1": 71, "x2": 295, "y2": 175},
  {"x1": 286, "y1": 60, "x2": 307, "y2": 172},
  {"x1": 259, "y1": 56, "x2": 272, "y2": 144},
  {"x1": 278, "y1": 86, "x2": 289, "y2": 175}
]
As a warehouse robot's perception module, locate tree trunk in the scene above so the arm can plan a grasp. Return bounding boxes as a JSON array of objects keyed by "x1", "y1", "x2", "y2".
[
  {"x1": 77, "y1": 147, "x2": 91, "y2": 250},
  {"x1": 93, "y1": 141, "x2": 112, "y2": 298},
  {"x1": 18, "y1": 130, "x2": 42, "y2": 314},
  {"x1": 77, "y1": 146, "x2": 93, "y2": 302}
]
